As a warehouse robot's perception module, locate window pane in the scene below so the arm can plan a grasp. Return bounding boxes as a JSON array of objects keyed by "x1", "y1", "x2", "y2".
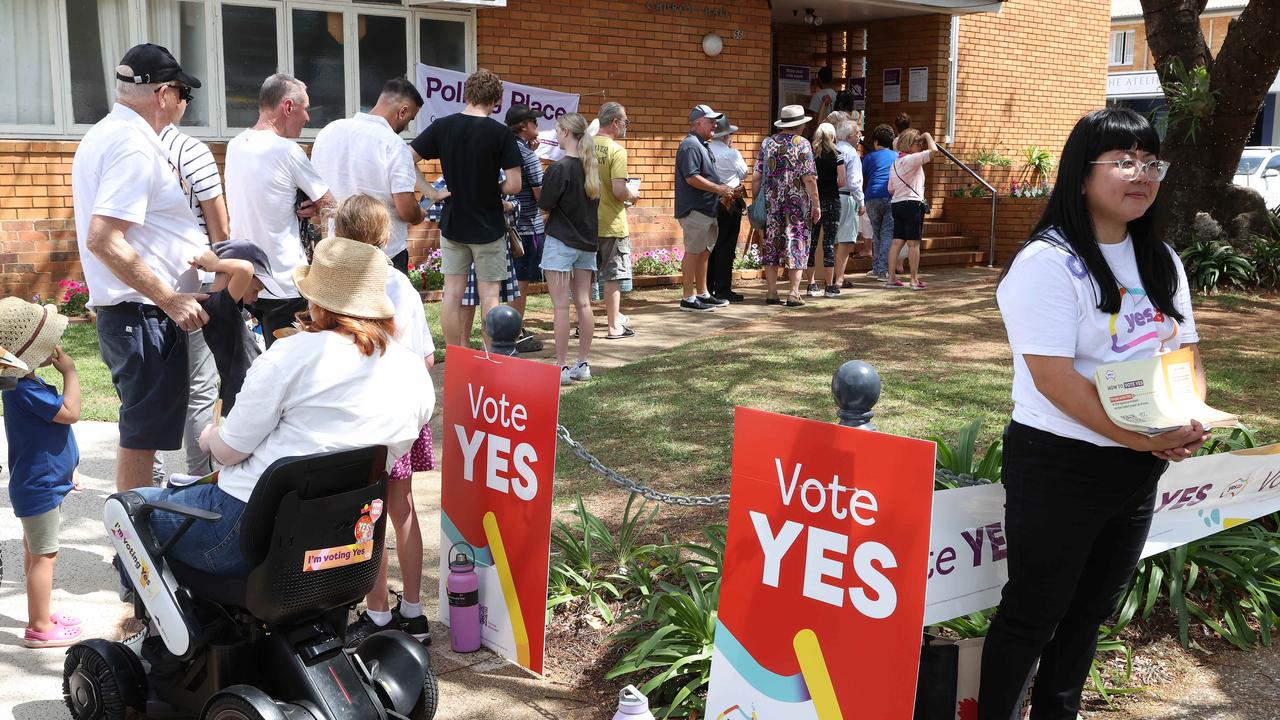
[
  {"x1": 359, "y1": 14, "x2": 407, "y2": 112},
  {"x1": 419, "y1": 18, "x2": 465, "y2": 72},
  {"x1": 0, "y1": 0, "x2": 55, "y2": 125},
  {"x1": 223, "y1": 4, "x2": 279, "y2": 128},
  {"x1": 147, "y1": 0, "x2": 210, "y2": 127},
  {"x1": 292, "y1": 9, "x2": 346, "y2": 129},
  {"x1": 66, "y1": 0, "x2": 131, "y2": 125}
]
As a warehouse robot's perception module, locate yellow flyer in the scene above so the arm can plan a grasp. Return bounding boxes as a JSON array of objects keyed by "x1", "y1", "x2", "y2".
[{"x1": 1094, "y1": 347, "x2": 1237, "y2": 435}]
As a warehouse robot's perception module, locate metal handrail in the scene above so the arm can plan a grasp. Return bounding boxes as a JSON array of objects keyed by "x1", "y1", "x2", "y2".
[{"x1": 937, "y1": 145, "x2": 997, "y2": 268}]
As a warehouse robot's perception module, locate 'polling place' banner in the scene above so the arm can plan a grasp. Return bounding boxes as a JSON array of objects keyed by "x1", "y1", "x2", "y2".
[
  {"x1": 414, "y1": 63, "x2": 579, "y2": 160},
  {"x1": 924, "y1": 443, "x2": 1280, "y2": 625},
  {"x1": 706, "y1": 408, "x2": 936, "y2": 720},
  {"x1": 438, "y1": 345, "x2": 560, "y2": 675}
]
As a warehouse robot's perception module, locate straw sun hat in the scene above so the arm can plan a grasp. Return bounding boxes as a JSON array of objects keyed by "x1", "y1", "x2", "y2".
[
  {"x1": 0, "y1": 297, "x2": 69, "y2": 378},
  {"x1": 774, "y1": 104, "x2": 812, "y2": 129},
  {"x1": 293, "y1": 236, "x2": 394, "y2": 319}
]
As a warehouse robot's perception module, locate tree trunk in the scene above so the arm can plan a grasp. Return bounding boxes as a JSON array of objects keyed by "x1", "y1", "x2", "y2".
[{"x1": 1140, "y1": 0, "x2": 1280, "y2": 247}]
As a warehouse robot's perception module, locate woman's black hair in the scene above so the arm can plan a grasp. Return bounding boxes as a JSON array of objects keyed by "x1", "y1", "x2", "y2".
[
  {"x1": 833, "y1": 90, "x2": 855, "y2": 113},
  {"x1": 999, "y1": 107, "x2": 1183, "y2": 323}
]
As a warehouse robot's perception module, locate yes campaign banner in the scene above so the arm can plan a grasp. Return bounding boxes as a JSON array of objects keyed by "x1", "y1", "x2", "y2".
[
  {"x1": 438, "y1": 345, "x2": 560, "y2": 674},
  {"x1": 706, "y1": 408, "x2": 936, "y2": 720},
  {"x1": 923, "y1": 443, "x2": 1280, "y2": 625},
  {"x1": 414, "y1": 63, "x2": 580, "y2": 160}
]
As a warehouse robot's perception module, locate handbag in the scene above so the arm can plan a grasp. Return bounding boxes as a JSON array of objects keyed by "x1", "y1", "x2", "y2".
[
  {"x1": 747, "y1": 137, "x2": 772, "y2": 230},
  {"x1": 507, "y1": 226, "x2": 525, "y2": 259}
]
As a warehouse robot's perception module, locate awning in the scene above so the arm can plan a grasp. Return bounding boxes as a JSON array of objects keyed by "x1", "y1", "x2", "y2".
[
  {"x1": 772, "y1": 0, "x2": 1003, "y2": 25},
  {"x1": 1109, "y1": 70, "x2": 1280, "y2": 100}
]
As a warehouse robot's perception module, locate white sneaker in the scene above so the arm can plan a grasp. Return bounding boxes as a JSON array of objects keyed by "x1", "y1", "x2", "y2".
[
  {"x1": 560, "y1": 366, "x2": 572, "y2": 386},
  {"x1": 568, "y1": 361, "x2": 591, "y2": 381}
]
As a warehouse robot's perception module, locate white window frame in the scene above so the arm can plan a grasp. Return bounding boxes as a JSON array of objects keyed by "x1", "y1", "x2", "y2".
[
  {"x1": 1109, "y1": 30, "x2": 1136, "y2": 67},
  {"x1": 0, "y1": 0, "x2": 475, "y2": 140}
]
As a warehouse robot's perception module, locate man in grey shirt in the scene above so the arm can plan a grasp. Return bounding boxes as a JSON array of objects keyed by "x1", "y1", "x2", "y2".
[{"x1": 675, "y1": 104, "x2": 736, "y2": 312}]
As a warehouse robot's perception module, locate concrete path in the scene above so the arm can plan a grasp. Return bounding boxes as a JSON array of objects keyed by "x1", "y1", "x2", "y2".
[{"x1": 0, "y1": 269, "x2": 982, "y2": 719}]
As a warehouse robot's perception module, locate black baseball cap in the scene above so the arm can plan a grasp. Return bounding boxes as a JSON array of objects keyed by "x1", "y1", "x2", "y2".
[
  {"x1": 505, "y1": 104, "x2": 539, "y2": 128},
  {"x1": 116, "y1": 43, "x2": 202, "y2": 88},
  {"x1": 213, "y1": 241, "x2": 284, "y2": 297}
]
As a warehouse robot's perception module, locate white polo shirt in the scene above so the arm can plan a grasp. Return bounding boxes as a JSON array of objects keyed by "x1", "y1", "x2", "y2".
[
  {"x1": 225, "y1": 129, "x2": 329, "y2": 299},
  {"x1": 71, "y1": 104, "x2": 205, "y2": 309},
  {"x1": 311, "y1": 113, "x2": 418, "y2": 258}
]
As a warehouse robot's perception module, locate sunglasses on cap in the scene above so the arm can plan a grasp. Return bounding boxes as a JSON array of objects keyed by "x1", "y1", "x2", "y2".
[{"x1": 155, "y1": 83, "x2": 194, "y2": 103}]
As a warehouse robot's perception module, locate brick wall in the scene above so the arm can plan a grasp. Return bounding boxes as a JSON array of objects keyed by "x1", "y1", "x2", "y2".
[
  {"x1": 1111, "y1": 14, "x2": 1236, "y2": 72},
  {"x1": 0, "y1": 142, "x2": 78, "y2": 302}
]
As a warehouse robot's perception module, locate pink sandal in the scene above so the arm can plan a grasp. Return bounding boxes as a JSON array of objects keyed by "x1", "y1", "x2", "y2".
[
  {"x1": 885, "y1": 279, "x2": 906, "y2": 288},
  {"x1": 24, "y1": 622, "x2": 82, "y2": 648},
  {"x1": 910, "y1": 281, "x2": 928, "y2": 291},
  {"x1": 51, "y1": 611, "x2": 82, "y2": 626}
]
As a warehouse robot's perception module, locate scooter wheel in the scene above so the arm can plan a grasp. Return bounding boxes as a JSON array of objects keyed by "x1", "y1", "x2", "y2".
[
  {"x1": 202, "y1": 685, "x2": 286, "y2": 720},
  {"x1": 409, "y1": 670, "x2": 439, "y2": 720},
  {"x1": 62, "y1": 640, "x2": 145, "y2": 720}
]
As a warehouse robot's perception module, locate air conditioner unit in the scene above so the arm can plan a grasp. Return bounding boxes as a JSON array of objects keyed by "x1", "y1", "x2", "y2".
[{"x1": 405, "y1": 0, "x2": 506, "y2": 7}]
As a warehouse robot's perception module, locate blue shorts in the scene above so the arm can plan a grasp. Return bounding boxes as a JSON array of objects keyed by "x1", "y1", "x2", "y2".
[
  {"x1": 540, "y1": 236, "x2": 598, "y2": 273},
  {"x1": 513, "y1": 232, "x2": 544, "y2": 283},
  {"x1": 96, "y1": 303, "x2": 189, "y2": 450}
]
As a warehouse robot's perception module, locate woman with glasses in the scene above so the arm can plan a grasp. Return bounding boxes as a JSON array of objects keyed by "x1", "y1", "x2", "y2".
[{"x1": 981, "y1": 108, "x2": 1207, "y2": 720}]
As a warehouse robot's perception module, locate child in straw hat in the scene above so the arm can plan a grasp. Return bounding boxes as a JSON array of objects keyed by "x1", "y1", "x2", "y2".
[{"x1": 0, "y1": 297, "x2": 84, "y2": 648}]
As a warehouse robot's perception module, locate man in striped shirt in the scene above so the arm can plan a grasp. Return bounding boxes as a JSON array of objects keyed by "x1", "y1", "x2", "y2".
[{"x1": 152, "y1": 92, "x2": 230, "y2": 482}]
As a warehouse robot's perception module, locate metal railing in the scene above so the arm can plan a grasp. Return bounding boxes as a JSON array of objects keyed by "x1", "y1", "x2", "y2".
[{"x1": 937, "y1": 145, "x2": 997, "y2": 268}]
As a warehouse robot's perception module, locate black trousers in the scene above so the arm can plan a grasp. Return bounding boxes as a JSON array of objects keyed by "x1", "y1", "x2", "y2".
[
  {"x1": 709, "y1": 203, "x2": 742, "y2": 296},
  {"x1": 248, "y1": 296, "x2": 309, "y2": 350},
  {"x1": 978, "y1": 421, "x2": 1165, "y2": 720}
]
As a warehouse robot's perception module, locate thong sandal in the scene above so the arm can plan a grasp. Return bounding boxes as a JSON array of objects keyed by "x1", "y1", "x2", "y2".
[
  {"x1": 50, "y1": 611, "x2": 82, "y2": 626},
  {"x1": 604, "y1": 327, "x2": 636, "y2": 340},
  {"x1": 24, "y1": 623, "x2": 82, "y2": 649},
  {"x1": 910, "y1": 281, "x2": 928, "y2": 291}
]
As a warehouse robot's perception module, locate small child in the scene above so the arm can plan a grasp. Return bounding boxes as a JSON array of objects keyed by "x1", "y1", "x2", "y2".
[
  {"x1": 0, "y1": 298, "x2": 83, "y2": 648},
  {"x1": 190, "y1": 241, "x2": 283, "y2": 416},
  {"x1": 329, "y1": 194, "x2": 437, "y2": 646}
]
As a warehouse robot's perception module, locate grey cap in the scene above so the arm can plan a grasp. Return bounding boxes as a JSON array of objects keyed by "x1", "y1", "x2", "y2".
[
  {"x1": 712, "y1": 115, "x2": 739, "y2": 138},
  {"x1": 689, "y1": 104, "x2": 723, "y2": 122},
  {"x1": 213, "y1": 240, "x2": 287, "y2": 298}
]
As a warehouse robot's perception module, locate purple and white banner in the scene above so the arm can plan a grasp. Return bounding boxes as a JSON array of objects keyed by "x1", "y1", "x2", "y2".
[
  {"x1": 924, "y1": 443, "x2": 1280, "y2": 624},
  {"x1": 414, "y1": 63, "x2": 580, "y2": 160}
]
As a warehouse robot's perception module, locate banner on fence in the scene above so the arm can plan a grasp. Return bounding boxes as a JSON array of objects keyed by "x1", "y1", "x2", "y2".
[
  {"x1": 706, "y1": 408, "x2": 936, "y2": 720},
  {"x1": 924, "y1": 443, "x2": 1280, "y2": 625},
  {"x1": 414, "y1": 63, "x2": 580, "y2": 160},
  {"x1": 438, "y1": 345, "x2": 560, "y2": 675}
]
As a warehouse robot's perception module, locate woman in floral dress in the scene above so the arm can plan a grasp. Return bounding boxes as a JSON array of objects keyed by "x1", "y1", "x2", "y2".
[{"x1": 751, "y1": 105, "x2": 822, "y2": 306}]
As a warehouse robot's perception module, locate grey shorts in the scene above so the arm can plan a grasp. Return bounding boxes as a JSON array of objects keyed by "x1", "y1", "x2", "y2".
[
  {"x1": 678, "y1": 211, "x2": 718, "y2": 254},
  {"x1": 597, "y1": 236, "x2": 632, "y2": 281},
  {"x1": 441, "y1": 235, "x2": 509, "y2": 282},
  {"x1": 21, "y1": 505, "x2": 62, "y2": 555}
]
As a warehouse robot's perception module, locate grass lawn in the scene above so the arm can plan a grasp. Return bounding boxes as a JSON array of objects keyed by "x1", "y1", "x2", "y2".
[{"x1": 552, "y1": 277, "x2": 1280, "y2": 500}]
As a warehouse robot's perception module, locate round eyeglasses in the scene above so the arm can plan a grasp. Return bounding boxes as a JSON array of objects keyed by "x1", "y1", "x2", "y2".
[{"x1": 1090, "y1": 158, "x2": 1170, "y2": 181}]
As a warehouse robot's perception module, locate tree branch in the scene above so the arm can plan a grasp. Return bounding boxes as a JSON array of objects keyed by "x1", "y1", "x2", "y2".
[{"x1": 1141, "y1": 0, "x2": 1212, "y2": 82}]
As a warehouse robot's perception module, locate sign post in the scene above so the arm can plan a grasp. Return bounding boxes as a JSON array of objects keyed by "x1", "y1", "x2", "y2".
[
  {"x1": 706, "y1": 408, "x2": 936, "y2": 719},
  {"x1": 438, "y1": 345, "x2": 561, "y2": 675}
]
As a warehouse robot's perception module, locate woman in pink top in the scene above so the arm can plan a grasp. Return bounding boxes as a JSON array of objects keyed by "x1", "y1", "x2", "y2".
[{"x1": 887, "y1": 129, "x2": 938, "y2": 290}]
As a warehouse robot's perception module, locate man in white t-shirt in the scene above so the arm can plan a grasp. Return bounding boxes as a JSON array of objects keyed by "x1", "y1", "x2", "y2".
[
  {"x1": 225, "y1": 73, "x2": 334, "y2": 347},
  {"x1": 71, "y1": 43, "x2": 210, "y2": 491},
  {"x1": 155, "y1": 83, "x2": 231, "y2": 482},
  {"x1": 311, "y1": 78, "x2": 426, "y2": 275},
  {"x1": 808, "y1": 66, "x2": 837, "y2": 136}
]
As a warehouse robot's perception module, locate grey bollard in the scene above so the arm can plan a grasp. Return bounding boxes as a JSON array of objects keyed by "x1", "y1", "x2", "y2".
[
  {"x1": 484, "y1": 305, "x2": 522, "y2": 357},
  {"x1": 832, "y1": 360, "x2": 881, "y2": 431}
]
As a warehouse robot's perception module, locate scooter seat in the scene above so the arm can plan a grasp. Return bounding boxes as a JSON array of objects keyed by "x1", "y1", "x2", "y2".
[{"x1": 167, "y1": 559, "x2": 249, "y2": 609}]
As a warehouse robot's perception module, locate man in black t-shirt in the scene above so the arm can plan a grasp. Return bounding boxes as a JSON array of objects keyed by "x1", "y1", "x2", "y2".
[{"x1": 410, "y1": 69, "x2": 522, "y2": 348}]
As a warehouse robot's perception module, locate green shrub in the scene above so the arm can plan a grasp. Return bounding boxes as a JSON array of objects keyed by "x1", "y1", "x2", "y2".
[
  {"x1": 1180, "y1": 239, "x2": 1255, "y2": 293},
  {"x1": 929, "y1": 419, "x2": 1002, "y2": 488}
]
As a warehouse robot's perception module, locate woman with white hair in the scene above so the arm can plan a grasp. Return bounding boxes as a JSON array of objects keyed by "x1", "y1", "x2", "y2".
[
  {"x1": 831, "y1": 120, "x2": 865, "y2": 290},
  {"x1": 802, "y1": 122, "x2": 846, "y2": 297}
]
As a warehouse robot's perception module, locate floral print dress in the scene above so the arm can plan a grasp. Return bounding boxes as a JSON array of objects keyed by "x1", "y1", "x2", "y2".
[{"x1": 754, "y1": 133, "x2": 817, "y2": 269}]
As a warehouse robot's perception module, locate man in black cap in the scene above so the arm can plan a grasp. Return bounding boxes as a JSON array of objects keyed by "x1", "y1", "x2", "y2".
[
  {"x1": 504, "y1": 103, "x2": 546, "y2": 352},
  {"x1": 71, "y1": 43, "x2": 210, "y2": 492}
]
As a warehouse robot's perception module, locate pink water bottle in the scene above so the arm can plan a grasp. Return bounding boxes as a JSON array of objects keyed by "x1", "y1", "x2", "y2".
[
  {"x1": 447, "y1": 543, "x2": 481, "y2": 653},
  {"x1": 613, "y1": 685, "x2": 655, "y2": 720}
]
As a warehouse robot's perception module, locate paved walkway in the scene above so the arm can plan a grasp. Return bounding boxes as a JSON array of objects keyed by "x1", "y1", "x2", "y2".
[{"x1": 0, "y1": 269, "x2": 987, "y2": 718}]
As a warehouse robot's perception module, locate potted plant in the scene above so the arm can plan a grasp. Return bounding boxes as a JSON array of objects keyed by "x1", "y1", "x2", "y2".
[{"x1": 412, "y1": 248, "x2": 445, "y2": 302}]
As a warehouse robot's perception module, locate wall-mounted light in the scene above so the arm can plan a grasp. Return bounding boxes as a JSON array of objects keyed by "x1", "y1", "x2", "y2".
[
  {"x1": 702, "y1": 32, "x2": 723, "y2": 57},
  {"x1": 803, "y1": 8, "x2": 824, "y2": 26}
]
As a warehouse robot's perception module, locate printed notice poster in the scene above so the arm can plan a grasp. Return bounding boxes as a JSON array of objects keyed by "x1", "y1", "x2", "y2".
[
  {"x1": 438, "y1": 346, "x2": 560, "y2": 675},
  {"x1": 706, "y1": 408, "x2": 936, "y2": 720},
  {"x1": 848, "y1": 77, "x2": 866, "y2": 111},
  {"x1": 883, "y1": 68, "x2": 902, "y2": 103},
  {"x1": 778, "y1": 64, "x2": 812, "y2": 118},
  {"x1": 415, "y1": 63, "x2": 579, "y2": 160},
  {"x1": 909, "y1": 66, "x2": 929, "y2": 102}
]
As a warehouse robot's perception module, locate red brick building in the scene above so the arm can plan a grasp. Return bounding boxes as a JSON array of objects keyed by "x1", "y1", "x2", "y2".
[{"x1": 0, "y1": 0, "x2": 1108, "y2": 300}]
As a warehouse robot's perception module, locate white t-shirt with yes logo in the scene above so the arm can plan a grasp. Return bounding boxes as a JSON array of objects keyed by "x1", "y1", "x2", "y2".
[{"x1": 996, "y1": 229, "x2": 1198, "y2": 446}]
